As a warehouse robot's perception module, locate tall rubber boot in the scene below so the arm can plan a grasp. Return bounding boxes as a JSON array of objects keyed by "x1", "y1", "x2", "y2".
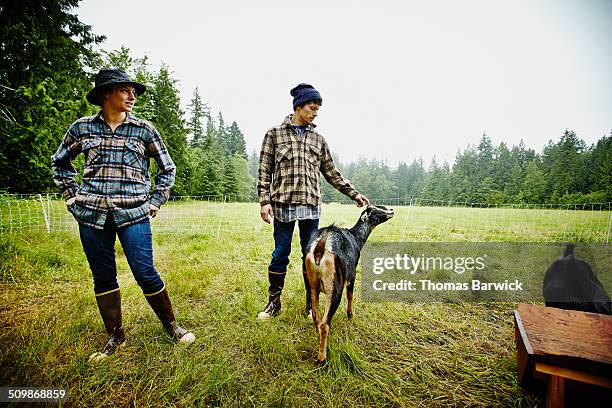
[
  {"x1": 257, "y1": 270, "x2": 285, "y2": 320},
  {"x1": 89, "y1": 290, "x2": 126, "y2": 362},
  {"x1": 145, "y1": 288, "x2": 195, "y2": 344}
]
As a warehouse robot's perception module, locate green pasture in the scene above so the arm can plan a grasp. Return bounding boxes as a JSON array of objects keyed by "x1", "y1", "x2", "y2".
[{"x1": 1, "y1": 201, "x2": 610, "y2": 406}]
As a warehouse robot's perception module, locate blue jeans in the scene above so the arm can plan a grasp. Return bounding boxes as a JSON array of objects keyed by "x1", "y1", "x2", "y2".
[
  {"x1": 78, "y1": 215, "x2": 165, "y2": 295},
  {"x1": 269, "y1": 218, "x2": 319, "y2": 273}
]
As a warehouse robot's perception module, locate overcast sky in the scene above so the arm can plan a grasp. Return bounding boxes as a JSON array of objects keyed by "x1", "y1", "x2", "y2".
[{"x1": 77, "y1": 0, "x2": 612, "y2": 167}]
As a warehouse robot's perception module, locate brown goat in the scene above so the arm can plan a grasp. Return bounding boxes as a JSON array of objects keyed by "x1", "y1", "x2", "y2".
[{"x1": 304, "y1": 205, "x2": 394, "y2": 363}]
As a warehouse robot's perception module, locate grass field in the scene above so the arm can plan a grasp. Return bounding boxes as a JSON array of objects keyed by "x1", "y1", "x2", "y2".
[{"x1": 1, "y1": 202, "x2": 610, "y2": 406}]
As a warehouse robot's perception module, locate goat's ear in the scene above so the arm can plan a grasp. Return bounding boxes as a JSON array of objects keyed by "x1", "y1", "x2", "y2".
[{"x1": 361, "y1": 207, "x2": 371, "y2": 221}]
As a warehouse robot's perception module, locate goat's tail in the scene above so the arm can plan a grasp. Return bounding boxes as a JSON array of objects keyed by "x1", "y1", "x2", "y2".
[
  {"x1": 314, "y1": 230, "x2": 331, "y2": 266},
  {"x1": 564, "y1": 243, "x2": 575, "y2": 257}
]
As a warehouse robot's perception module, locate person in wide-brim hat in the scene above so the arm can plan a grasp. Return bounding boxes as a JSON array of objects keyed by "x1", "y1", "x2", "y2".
[
  {"x1": 86, "y1": 68, "x2": 146, "y2": 106},
  {"x1": 52, "y1": 67, "x2": 195, "y2": 364}
]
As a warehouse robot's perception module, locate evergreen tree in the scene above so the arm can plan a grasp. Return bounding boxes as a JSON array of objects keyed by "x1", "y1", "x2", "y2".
[
  {"x1": 477, "y1": 176, "x2": 503, "y2": 204},
  {"x1": 199, "y1": 115, "x2": 225, "y2": 195},
  {"x1": 476, "y1": 132, "x2": 494, "y2": 182},
  {"x1": 203, "y1": 151, "x2": 225, "y2": 196},
  {"x1": 407, "y1": 158, "x2": 426, "y2": 198},
  {"x1": 188, "y1": 111, "x2": 226, "y2": 196},
  {"x1": 231, "y1": 154, "x2": 254, "y2": 198},
  {"x1": 514, "y1": 140, "x2": 536, "y2": 169},
  {"x1": 422, "y1": 157, "x2": 441, "y2": 200},
  {"x1": 586, "y1": 133, "x2": 612, "y2": 201},
  {"x1": 349, "y1": 158, "x2": 374, "y2": 199},
  {"x1": 97, "y1": 46, "x2": 145, "y2": 74},
  {"x1": 493, "y1": 142, "x2": 512, "y2": 196},
  {"x1": 203, "y1": 112, "x2": 216, "y2": 150},
  {"x1": 393, "y1": 162, "x2": 410, "y2": 199},
  {"x1": 187, "y1": 87, "x2": 207, "y2": 148},
  {"x1": 216, "y1": 111, "x2": 228, "y2": 155},
  {"x1": 148, "y1": 64, "x2": 191, "y2": 195},
  {"x1": 549, "y1": 130, "x2": 585, "y2": 200},
  {"x1": 450, "y1": 146, "x2": 479, "y2": 201},
  {"x1": 435, "y1": 162, "x2": 452, "y2": 201},
  {"x1": 522, "y1": 159, "x2": 547, "y2": 203},
  {"x1": 191, "y1": 145, "x2": 224, "y2": 196},
  {"x1": 188, "y1": 147, "x2": 207, "y2": 195},
  {"x1": 504, "y1": 161, "x2": 525, "y2": 201},
  {"x1": 248, "y1": 149, "x2": 259, "y2": 179},
  {"x1": 223, "y1": 156, "x2": 238, "y2": 195},
  {"x1": 227, "y1": 121, "x2": 247, "y2": 158},
  {"x1": 0, "y1": 0, "x2": 104, "y2": 192}
]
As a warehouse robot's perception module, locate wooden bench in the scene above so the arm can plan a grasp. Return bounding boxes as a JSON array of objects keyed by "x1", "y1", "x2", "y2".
[{"x1": 514, "y1": 303, "x2": 612, "y2": 407}]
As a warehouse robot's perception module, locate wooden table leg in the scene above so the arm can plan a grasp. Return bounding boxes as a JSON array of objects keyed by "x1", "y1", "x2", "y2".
[{"x1": 546, "y1": 375, "x2": 565, "y2": 408}]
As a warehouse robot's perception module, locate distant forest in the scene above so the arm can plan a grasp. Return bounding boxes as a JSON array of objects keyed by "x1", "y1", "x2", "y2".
[
  {"x1": 313, "y1": 129, "x2": 612, "y2": 205},
  {"x1": 1, "y1": 1, "x2": 610, "y2": 204}
]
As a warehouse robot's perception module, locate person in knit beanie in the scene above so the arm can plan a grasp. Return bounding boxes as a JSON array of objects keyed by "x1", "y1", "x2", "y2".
[{"x1": 256, "y1": 83, "x2": 369, "y2": 320}]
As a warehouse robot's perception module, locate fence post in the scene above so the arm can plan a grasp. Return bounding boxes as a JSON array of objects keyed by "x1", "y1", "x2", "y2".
[
  {"x1": 216, "y1": 194, "x2": 227, "y2": 238},
  {"x1": 605, "y1": 212, "x2": 611, "y2": 250},
  {"x1": 401, "y1": 198, "x2": 413, "y2": 242},
  {"x1": 38, "y1": 194, "x2": 51, "y2": 233},
  {"x1": 46, "y1": 194, "x2": 52, "y2": 232},
  {"x1": 7, "y1": 199, "x2": 12, "y2": 232}
]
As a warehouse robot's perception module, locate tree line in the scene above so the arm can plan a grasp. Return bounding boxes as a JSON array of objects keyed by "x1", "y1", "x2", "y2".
[
  {"x1": 1, "y1": 1, "x2": 610, "y2": 204},
  {"x1": 311, "y1": 131, "x2": 611, "y2": 205}
]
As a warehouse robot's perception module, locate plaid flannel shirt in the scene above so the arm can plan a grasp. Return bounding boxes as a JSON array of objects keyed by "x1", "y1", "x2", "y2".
[
  {"x1": 272, "y1": 202, "x2": 321, "y2": 222},
  {"x1": 257, "y1": 115, "x2": 358, "y2": 207},
  {"x1": 51, "y1": 112, "x2": 176, "y2": 229}
]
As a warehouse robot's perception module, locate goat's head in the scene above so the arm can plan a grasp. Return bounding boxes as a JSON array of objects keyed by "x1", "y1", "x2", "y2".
[{"x1": 360, "y1": 205, "x2": 394, "y2": 230}]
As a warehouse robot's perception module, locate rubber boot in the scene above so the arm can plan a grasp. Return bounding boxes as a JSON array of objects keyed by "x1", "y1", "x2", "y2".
[
  {"x1": 89, "y1": 290, "x2": 125, "y2": 362},
  {"x1": 145, "y1": 288, "x2": 195, "y2": 344},
  {"x1": 257, "y1": 291, "x2": 282, "y2": 320},
  {"x1": 257, "y1": 270, "x2": 285, "y2": 320}
]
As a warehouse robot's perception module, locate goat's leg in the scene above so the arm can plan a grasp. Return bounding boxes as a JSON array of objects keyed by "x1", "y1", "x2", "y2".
[
  {"x1": 302, "y1": 271, "x2": 313, "y2": 318},
  {"x1": 317, "y1": 291, "x2": 333, "y2": 364},
  {"x1": 325, "y1": 285, "x2": 343, "y2": 328},
  {"x1": 305, "y1": 253, "x2": 321, "y2": 332},
  {"x1": 317, "y1": 322, "x2": 329, "y2": 365},
  {"x1": 317, "y1": 279, "x2": 343, "y2": 364},
  {"x1": 346, "y1": 279, "x2": 355, "y2": 318},
  {"x1": 309, "y1": 285, "x2": 321, "y2": 334}
]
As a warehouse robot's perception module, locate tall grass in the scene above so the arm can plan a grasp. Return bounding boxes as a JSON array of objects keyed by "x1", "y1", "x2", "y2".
[{"x1": 3, "y1": 202, "x2": 606, "y2": 406}]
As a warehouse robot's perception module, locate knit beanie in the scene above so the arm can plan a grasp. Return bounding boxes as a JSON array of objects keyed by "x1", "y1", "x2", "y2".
[{"x1": 291, "y1": 83, "x2": 322, "y2": 110}]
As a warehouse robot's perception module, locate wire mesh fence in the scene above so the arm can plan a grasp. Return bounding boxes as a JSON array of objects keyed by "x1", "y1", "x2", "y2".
[{"x1": 0, "y1": 193, "x2": 610, "y2": 243}]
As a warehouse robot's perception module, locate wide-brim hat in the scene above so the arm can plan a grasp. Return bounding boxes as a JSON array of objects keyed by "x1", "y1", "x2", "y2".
[{"x1": 86, "y1": 68, "x2": 146, "y2": 106}]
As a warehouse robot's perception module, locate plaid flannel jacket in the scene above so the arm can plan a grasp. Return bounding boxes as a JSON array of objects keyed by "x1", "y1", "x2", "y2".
[
  {"x1": 273, "y1": 202, "x2": 321, "y2": 222},
  {"x1": 257, "y1": 115, "x2": 358, "y2": 206},
  {"x1": 51, "y1": 112, "x2": 176, "y2": 229}
]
